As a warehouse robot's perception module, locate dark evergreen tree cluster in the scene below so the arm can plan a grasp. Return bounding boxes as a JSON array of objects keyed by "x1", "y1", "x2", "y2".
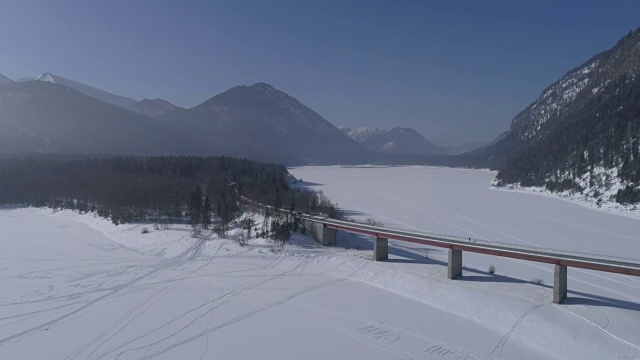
[{"x1": 0, "y1": 155, "x2": 338, "y2": 225}]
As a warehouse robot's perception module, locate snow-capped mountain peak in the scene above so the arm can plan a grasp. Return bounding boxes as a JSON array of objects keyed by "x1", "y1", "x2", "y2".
[
  {"x1": 36, "y1": 72, "x2": 56, "y2": 84},
  {"x1": 25, "y1": 72, "x2": 138, "y2": 107},
  {"x1": 339, "y1": 126, "x2": 445, "y2": 155}
]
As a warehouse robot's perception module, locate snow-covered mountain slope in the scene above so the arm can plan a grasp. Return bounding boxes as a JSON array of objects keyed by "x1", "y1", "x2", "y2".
[
  {"x1": 161, "y1": 83, "x2": 371, "y2": 165},
  {"x1": 30, "y1": 72, "x2": 138, "y2": 107},
  {"x1": 478, "y1": 28, "x2": 640, "y2": 207},
  {"x1": 0, "y1": 73, "x2": 13, "y2": 85},
  {"x1": 339, "y1": 126, "x2": 445, "y2": 155},
  {"x1": 337, "y1": 126, "x2": 384, "y2": 142},
  {"x1": 127, "y1": 98, "x2": 183, "y2": 117}
]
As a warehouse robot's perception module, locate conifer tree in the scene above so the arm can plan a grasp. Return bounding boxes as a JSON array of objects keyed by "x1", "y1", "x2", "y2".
[
  {"x1": 189, "y1": 186, "x2": 203, "y2": 226},
  {"x1": 202, "y1": 195, "x2": 212, "y2": 229},
  {"x1": 274, "y1": 186, "x2": 282, "y2": 209}
]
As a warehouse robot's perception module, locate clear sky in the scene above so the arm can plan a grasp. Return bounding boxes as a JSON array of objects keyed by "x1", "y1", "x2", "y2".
[{"x1": 1, "y1": 1, "x2": 639, "y2": 146}]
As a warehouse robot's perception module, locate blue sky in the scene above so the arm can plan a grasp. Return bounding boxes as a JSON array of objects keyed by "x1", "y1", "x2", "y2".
[{"x1": 1, "y1": 1, "x2": 639, "y2": 146}]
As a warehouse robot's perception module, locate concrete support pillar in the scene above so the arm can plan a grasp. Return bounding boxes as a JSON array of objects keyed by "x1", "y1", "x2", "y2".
[
  {"x1": 301, "y1": 220, "x2": 336, "y2": 246},
  {"x1": 374, "y1": 236, "x2": 388, "y2": 261},
  {"x1": 448, "y1": 249, "x2": 463, "y2": 280},
  {"x1": 553, "y1": 265, "x2": 567, "y2": 304},
  {"x1": 322, "y1": 225, "x2": 337, "y2": 246}
]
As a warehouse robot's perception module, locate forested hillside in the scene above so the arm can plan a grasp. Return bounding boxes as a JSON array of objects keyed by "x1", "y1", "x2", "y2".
[
  {"x1": 486, "y1": 28, "x2": 640, "y2": 205},
  {"x1": 496, "y1": 75, "x2": 640, "y2": 198},
  {"x1": 0, "y1": 156, "x2": 339, "y2": 226}
]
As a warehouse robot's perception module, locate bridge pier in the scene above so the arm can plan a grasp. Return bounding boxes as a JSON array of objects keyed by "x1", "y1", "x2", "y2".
[
  {"x1": 448, "y1": 249, "x2": 463, "y2": 280},
  {"x1": 302, "y1": 221, "x2": 337, "y2": 246},
  {"x1": 553, "y1": 265, "x2": 567, "y2": 304},
  {"x1": 374, "y1": 236, "x2": 388, "y2": 261}
]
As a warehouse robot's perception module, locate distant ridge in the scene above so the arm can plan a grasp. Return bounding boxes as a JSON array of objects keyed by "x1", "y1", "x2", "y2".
[
  {"x1": 0, "y1": 74, "x2": 13, "y2": 85},
  {"x1": 339, "y1": 126, "x2": 445, "y2": 156},
  {"x1": 127, "y1": 98, "x2": 182, "y2": 117},
  {"x1": 160, "y1": 83, "x2": 371, "y2": 165},
  {"x1": 0, "y1": 81, "x2": 207, "y2": 156},
  {"x1": 26, "y1": 72, "x2": 138, "y2": 107}
]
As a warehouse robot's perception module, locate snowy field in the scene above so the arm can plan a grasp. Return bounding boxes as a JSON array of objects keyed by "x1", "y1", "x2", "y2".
[{"x1": 0, "y1": 166, "x2": 639, "y2": 359}]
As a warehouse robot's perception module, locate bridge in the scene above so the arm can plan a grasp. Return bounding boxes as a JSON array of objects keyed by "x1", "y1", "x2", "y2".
[{"x1": 242, "y1": 197, "x2": 640, "y2": 304}]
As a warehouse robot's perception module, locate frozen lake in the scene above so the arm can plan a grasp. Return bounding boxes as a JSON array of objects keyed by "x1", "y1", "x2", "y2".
[
  {"x1": 290, "y1": 166, "x2": 640, "y2": 338},
  {"x1": 290, "y1": 166, "x2": 640, "y2": 259}
]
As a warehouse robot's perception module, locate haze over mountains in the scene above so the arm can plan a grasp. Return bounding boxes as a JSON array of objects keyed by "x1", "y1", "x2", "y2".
[
  {"x1": 158, "y1": 83, "x2": 370, "y2": 164},
  {"x1": 0, "y1": 81, "x2": 205, "y2": 156},
  {"x1": 338, "y1": 125, "x2": 487, "y2": 156},
  {"x1": 0, "y1": 73, "x2": 372, "y2": 164},
  {"x1": 441, "y1": 142, "x2": 486, "y2": 156}
]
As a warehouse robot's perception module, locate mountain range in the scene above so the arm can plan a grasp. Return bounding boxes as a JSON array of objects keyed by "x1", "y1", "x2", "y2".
[
  {"x1": 338, "y1": 126, "x2": 446, "y2": 156},
  {"x1": 0, "y1": 74, "x2": 372, "y2": 164}
]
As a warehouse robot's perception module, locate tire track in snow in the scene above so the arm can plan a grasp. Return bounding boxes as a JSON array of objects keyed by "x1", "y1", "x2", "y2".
[
  {"x1": 95, "y1": 257, "x2": 312, "y2": 359},
  {"x1": 136, "y1": 276, "x2": 346, "y2": 360},
  {"x1": 76, "y1": 232, "x2": 220, "y2": 359},
  {"x1": 116, "y1": 259, "x2": 366, "y2": 360},
  {"x1": 489, "y1": 303, "x2": 545, "y2": 358},
  {"x1": 559, "y1": 308, "x2": 640, "y2": 351}
]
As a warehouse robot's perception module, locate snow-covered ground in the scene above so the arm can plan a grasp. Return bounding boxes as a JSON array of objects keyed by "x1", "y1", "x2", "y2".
[{"x1": 1, "y1": 165, "x2": 640, "y2": 359}]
